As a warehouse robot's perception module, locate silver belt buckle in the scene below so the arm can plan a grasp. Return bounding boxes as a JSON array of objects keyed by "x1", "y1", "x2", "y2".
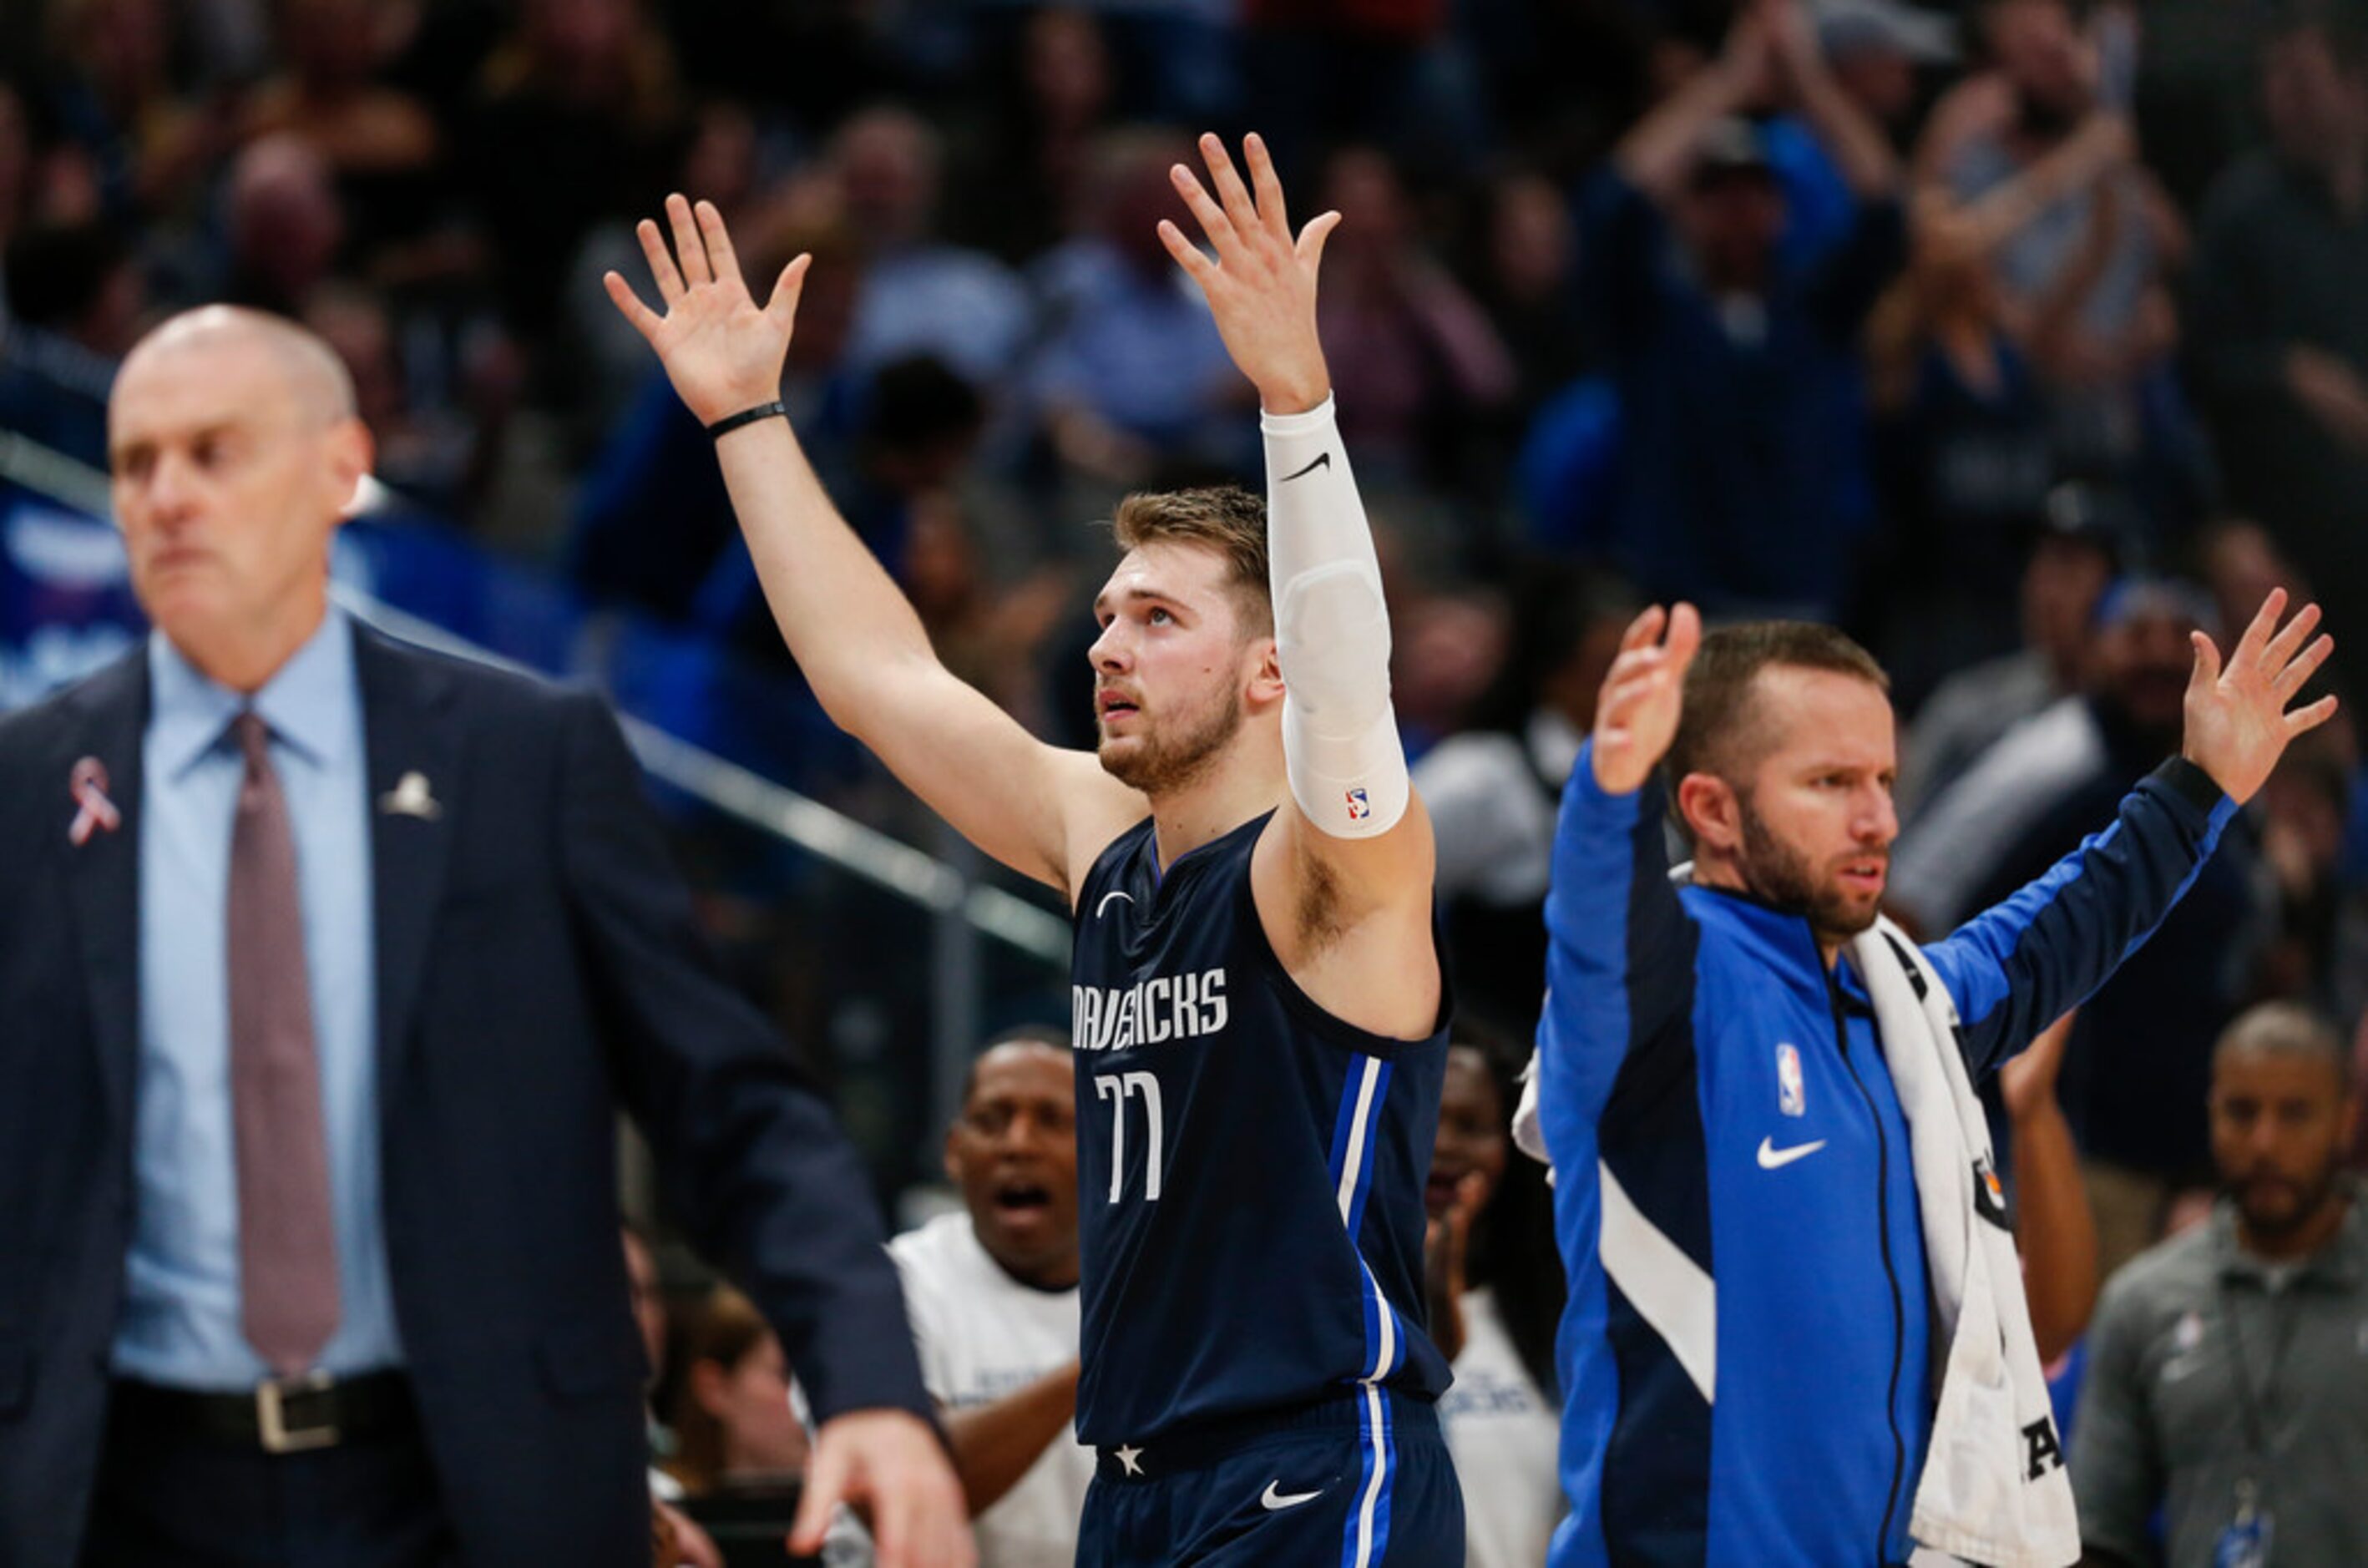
[{"x1": 256, "y1": 1371, "x2": 340, "y2": 1454}]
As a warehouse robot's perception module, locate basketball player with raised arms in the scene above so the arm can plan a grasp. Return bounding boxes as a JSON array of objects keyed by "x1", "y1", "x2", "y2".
[{"x1": 609, "y1": 133, "x2": 1460, "y2": 1566}]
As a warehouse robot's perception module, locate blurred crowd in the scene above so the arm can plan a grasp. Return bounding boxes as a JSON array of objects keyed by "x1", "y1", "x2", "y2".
[{"x1": 6, "y1": 0, "x2": 2368, "y2": 1269}]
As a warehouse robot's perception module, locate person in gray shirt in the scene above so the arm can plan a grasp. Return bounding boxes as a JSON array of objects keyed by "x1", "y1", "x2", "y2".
[{"x1": 2071, "y1": 1002, "x2": 2367, "y2": 1568}]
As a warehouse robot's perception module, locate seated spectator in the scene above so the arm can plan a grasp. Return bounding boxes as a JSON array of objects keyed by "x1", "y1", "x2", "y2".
[
  {"x1": 829, "y1": 105, "x2": 1032, "y2": 389},
  {"x1": 1580, "y1": 0, "x2": 1903, "y2": 621},
  {"x1": 881, "y1": 1029, "x2": 1090, "y2": 1567},
  {"x1": 1893, "y1": 483, "x2": 2120, "y2": 825},
  {"x1": 1894, "y1": 579, "x2": 2274, "y2": 1276},
  {"x1": 2188, "y1": 0, "x2": 2368, "y2": 701},
  {"x1": 1424, "y1": 1026, "x2": 1566, "y2": 1568},
  {"x1": 2072, "y1": 1003, "x2": 2367, "y2": 1568},
  {"x1": 1025, "y1": 129, "x2": 1243, "y2": 492},
  {"x1": 666, "y1": 1287, "x2": 812, "y2": 1499}
]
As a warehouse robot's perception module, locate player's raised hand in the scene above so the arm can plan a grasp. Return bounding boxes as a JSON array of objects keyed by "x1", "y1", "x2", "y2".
[
  {"x1": 2181, "y1": 587, "x2": 2339, "y2": 806},
  {"x1": 1591, "y1": 604, "x2": 1703, "y2": 796},
  {"x1": 604, "y1": 194, "x2": 810, "y2": 428},
  {"x1": 1158, "y1": 131, "x2": 1338, "y2": 414}
]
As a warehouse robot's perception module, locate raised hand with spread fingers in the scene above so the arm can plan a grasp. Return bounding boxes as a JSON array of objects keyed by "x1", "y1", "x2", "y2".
[
  {"x1": 603, "y1": 193, "x2": 810, "y2": 429},
  {"x1": 2181, "y1": 587, "x2": 2339, "y2": 807},
  {"x1": 1156, "y1": 131, "x2": 1338, "y2": 416}
]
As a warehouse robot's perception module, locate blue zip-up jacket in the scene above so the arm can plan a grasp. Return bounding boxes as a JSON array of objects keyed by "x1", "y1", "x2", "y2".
[{"x1": 1536, "y1": 745, "x2": 2235, "y2": 1567}]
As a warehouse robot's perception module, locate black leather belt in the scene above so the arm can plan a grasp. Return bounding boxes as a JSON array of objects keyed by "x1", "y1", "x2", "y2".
[{"x1": 113, "y1": 1370, "x2": 417, "y2": 1455}]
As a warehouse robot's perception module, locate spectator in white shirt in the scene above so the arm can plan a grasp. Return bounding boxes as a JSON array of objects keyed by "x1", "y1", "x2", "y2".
[{"x1": 888, "y1": 1029, "x2": 1090, "y2": 1568}]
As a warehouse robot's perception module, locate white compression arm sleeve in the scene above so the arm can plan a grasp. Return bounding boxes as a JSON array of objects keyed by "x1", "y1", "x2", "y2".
[{"x1": 1264, "y1": 397, "x2": 1408, "y2": 839}]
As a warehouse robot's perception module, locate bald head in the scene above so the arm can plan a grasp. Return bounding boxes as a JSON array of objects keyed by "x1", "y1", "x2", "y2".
[
  {"x1": 108, "y1": 304, "x2": 373, "y2": 694},
  {"x1": 119, "y1": 306, "x2": 357, "y2": 427}
]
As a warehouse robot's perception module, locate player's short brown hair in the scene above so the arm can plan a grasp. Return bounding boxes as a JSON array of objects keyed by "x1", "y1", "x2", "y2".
[
  {"x1": 1667, "y1": 621, "x2": 1890, "y2": 803},
  {"x1": 1111, "y1": 486, "x2": 1273, "y2": 635}
]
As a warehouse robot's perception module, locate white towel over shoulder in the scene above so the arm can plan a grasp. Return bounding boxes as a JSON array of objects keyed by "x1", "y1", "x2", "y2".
[{"x1": 1852, "y1": 916, "x2": 2079, "y2": 1568}]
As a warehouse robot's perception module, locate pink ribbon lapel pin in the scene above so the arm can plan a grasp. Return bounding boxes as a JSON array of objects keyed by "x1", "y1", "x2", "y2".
[{"x1": 68, "y1": 756, "x2": 122, "y2": 847}]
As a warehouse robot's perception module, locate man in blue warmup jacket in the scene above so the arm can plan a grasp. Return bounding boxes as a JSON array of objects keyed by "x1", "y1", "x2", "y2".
[{"x1": 1527, "y1": 598, "x2": 2336, "y2": 1566}]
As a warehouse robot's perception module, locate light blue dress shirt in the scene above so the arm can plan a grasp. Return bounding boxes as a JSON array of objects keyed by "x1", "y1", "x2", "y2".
[{"x1": 112, "y1": 607, "x2": 402, "y2": 1389}]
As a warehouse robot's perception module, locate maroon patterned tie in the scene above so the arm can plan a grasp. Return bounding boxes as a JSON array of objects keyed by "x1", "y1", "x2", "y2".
[{"x1": 227, "y1": 711, "x2": 341, "y2": 1377}]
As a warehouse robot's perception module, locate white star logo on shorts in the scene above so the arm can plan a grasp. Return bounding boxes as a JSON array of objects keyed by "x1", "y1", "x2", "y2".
[{"x1": 1115, "y1": 1444, "x2": 1144, "y2": 1476}]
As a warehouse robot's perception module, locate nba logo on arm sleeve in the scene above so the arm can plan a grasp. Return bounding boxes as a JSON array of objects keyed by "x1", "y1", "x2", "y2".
[
  {"x1": 1776, "y1": 1044, "x2": 1805, "y2": 1118},
  {"x1": 1346, "y1": 787, "x2": 1370, "y2": 822}
]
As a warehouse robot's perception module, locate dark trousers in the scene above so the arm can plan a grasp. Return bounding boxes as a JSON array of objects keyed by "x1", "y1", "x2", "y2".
[{"x1": 79, "y1": 1383, "x2": 460, "y2": 1568}]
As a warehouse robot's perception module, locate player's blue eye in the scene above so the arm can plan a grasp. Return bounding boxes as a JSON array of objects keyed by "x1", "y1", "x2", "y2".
[{"x1": 1149, "y1": 607, "x2": 1173, "y2": 625}]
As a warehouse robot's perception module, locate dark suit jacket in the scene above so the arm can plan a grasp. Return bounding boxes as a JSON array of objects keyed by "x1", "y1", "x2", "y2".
[{"x1": 0, "y1": 623, "x2": 932, "y2": 1568}]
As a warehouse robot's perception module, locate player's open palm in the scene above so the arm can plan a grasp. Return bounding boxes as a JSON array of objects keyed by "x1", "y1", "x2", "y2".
[
  {"x1": 604, "y1": 193, "x2": 808, "y2": 428},
  {"x1": 2182, "y1": 587, "x2": 2339, "y2": 806},
  {"x1": 1591, "y1": 604, "x2": 1703, "y2": 795},
  {"x1": 1157, "y1": 131, "x2": 1338, "y2": 412}
]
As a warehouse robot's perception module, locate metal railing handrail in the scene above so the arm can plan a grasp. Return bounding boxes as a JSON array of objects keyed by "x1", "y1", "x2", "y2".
[{"x1": 0, "y1": 432, "x2": 1070, "y2": 964}]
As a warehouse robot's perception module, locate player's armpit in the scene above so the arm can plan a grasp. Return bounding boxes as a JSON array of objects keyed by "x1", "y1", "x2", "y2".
[{"x1": 1252, "y1": 796, "x2": 1442, "y2": 1041}]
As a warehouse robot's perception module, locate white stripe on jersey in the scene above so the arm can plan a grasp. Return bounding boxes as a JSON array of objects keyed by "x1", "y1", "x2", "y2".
[{"x1": 1334, "y1": 1056, "x2": 1384, "y2": 1222}]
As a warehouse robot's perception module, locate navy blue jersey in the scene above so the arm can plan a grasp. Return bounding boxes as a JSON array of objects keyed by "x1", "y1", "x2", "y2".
[{"x1": 1068, "y1": 812, "x2": 1452, "y2": 1447}]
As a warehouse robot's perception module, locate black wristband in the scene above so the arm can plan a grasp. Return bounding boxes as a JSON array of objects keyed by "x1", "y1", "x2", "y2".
[{"x1": 706, "y1": 400, "x2": 788, "y2": 439}]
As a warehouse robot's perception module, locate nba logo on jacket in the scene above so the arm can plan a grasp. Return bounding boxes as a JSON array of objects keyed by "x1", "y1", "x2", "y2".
[
  {"x1": 1345, "y1": 787, "x2": 1370, "y2": 822},
  {"x1": 1776, "y1": 1043, "x2": 1805, "y2": 1117}
]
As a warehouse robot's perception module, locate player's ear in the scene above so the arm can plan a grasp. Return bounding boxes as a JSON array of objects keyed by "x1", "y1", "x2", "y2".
[
  {"x1": 1677, "y1": 771, "x2": 1742, "y2": 855},
  {"x1": 942, "y1": 1126, "x2": 962, "y2": 1186},
  {"x1": 1245, "y1": 625, "x2": 1284, "y2": 706}
]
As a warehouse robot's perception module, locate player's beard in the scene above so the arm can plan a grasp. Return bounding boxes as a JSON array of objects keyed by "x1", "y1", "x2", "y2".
[
  {"x1": 1737, "y1": 790, "x2": 1883, "y2": 946},
  {"x1": 1099, "y1": 682, "x2": 1244, "y2": 797}
]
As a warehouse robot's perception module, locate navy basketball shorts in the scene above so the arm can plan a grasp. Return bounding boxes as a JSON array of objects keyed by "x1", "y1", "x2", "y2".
[{"x1": 1076, "y1": 1389, "x2": 1462, "y2": 1566}]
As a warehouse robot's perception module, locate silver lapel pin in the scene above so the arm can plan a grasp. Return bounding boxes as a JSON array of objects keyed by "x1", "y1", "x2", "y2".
[{"x1": 378, "y1": 771, "x2": 441, "y2": 821}]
